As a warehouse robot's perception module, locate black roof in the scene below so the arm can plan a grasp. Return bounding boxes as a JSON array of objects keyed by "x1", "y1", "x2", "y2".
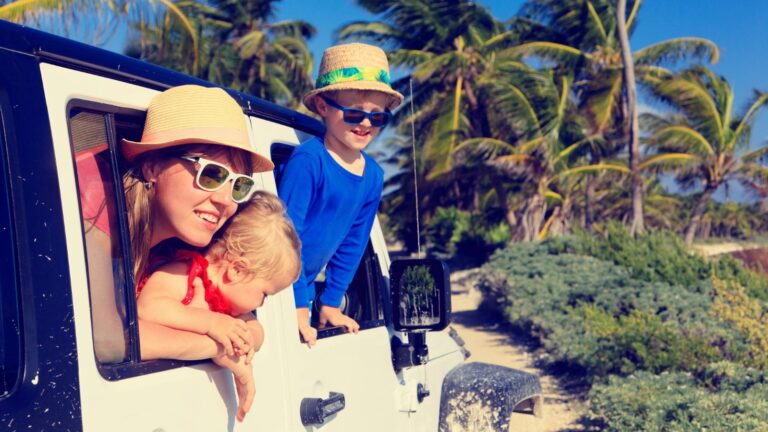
[{"x1": 0, "y1": 19, "x2": 323, "y2": 136}]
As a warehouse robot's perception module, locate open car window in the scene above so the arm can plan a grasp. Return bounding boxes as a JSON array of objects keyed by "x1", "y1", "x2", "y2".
[{"x1": 271, "y1": 142, "x2": 385, "y2": 341}]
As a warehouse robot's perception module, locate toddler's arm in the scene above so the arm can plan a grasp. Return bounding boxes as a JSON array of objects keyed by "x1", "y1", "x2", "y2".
[{"x1": 137, "y1": 264, "x2": 252, "y2": 356}]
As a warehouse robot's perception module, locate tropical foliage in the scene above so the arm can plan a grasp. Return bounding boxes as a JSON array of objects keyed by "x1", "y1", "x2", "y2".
[
  {"x1": 8, "y1": 0, "x2": 766, "y2": 246},
  {"x1": 480, "y1": 227, "x2": 768, "y2": 428}
]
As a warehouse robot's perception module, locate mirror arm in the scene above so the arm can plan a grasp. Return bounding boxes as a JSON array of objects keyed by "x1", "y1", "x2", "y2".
[{"x1": 391, "y1": 332, "x2": 429, "y2": 372}]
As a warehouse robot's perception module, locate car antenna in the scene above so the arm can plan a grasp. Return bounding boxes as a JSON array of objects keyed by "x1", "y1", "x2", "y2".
[{"x1": 409, "y1": 78, "x2": 423, "y2": 259}]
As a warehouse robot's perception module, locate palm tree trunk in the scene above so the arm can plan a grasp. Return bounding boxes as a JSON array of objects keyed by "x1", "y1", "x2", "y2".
[
  {"x1": 492, "y1": 175, "x2": 517, "y2": 231},
  {"x1": 585, "y1": 173, "x2": 596, "y2": 231},
  {"x1": 617, "y1": 0, "x2": 644, "y2": 236},
  {"x1": 515, "y1": 193, "x2": 546, "y2": 242},
  {"x1": 685, "y1": 185, "x2": 717, "y2": 245}
]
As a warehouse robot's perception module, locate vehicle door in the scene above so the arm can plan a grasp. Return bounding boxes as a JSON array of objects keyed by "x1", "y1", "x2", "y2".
[
  {"x1": 249, "y1": 116, "x2": 405, "y2": 431},
  {"x1": 39, "y1": 62, "x2": 290, "y2": 431}
]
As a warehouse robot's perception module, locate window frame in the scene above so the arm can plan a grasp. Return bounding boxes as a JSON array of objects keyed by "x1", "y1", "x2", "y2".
[
  {"x1": 67, "y1": 100, "x2": 193, "y2": 380},
  {"x1": 270, "y1": 142, "x2": 386, "y2": 341}
]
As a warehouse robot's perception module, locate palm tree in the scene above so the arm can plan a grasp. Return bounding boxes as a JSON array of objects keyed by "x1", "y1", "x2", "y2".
[
  {"x1": 0, "y1": 0, "x2": 200, "y2": 72},
  {"x1": 455, "y1": 68, "x2": 629, "y2": 241},
  {"x1": 339, "y1": 0, "x2": 522, "y2": 179},
  {"x1": 509, "y1": 0, "x2": 719, "y2": 233},
  {"x1": 616, "y1": 0, "x2": 643, "y2": 234},
  {"x1": 130, "y1": 0, "x2": 315, "y2": 108},
  {"x1": 643, "y1": 66, "x2": 768, "y2": 244}
]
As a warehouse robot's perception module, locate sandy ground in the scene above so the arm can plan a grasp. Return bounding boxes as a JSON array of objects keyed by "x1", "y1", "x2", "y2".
[
  {"x1": 448, "y1": 269, "x2": 589, "y2": 432},
  {"x1": 691, "y1": 242, "x2": 761, "y2": 257}
]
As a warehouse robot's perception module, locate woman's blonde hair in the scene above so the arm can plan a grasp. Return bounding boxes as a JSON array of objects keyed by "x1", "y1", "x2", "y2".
[
  {"x1": 123, "y1": 145, "x2": 252, "y2": 278},
  {"x1": 205, "y1": 191, "x2": 301, "y2": 285}
]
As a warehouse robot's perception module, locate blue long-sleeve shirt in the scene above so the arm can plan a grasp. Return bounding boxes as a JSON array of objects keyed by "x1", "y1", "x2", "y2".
[{"x1": 278, "y1": 137, "x2": 383, "y2": 308}]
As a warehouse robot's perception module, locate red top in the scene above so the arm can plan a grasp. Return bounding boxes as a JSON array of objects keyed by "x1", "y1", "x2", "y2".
[{"x1": 137, "y1": 250, "x2": 232, "y2": 315}]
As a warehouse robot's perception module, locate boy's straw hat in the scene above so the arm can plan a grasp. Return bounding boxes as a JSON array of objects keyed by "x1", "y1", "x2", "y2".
[
  {"x1": 122, "y1": 85, "x2": 274, "y2": 173},
  {"x1": 303, "y1": 43, "x2": 404, "y2": 113}
]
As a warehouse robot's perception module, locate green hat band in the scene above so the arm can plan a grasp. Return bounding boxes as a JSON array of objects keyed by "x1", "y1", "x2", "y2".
[{"x1": 315, "y1": 67, "x2": 391, "y2": 89}]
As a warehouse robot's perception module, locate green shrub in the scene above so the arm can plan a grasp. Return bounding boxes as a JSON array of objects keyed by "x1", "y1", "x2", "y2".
[
  {"x1": 590, "y1": 367, "x2": 768, "y2": 431},
  {"x1": 570, "y1": 305, "x2": 719, "y2": 377},
  {"x1": 712, "y1": 278, "x2": 768, "y2": 369},
  {"x1": 478, "y1": 242, "x2": 749, "y2": 380},
  {"x1": 425, "y1": 206, "x2": 470, "y2": 258},
  {"x1": 712, "y1": 254, "x2": 768, "y2": 301},
  {"x1": 556, "y1": 221, "x2": 711, "y2": 288}
]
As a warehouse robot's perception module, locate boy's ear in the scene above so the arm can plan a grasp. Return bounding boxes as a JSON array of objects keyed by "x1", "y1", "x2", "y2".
[{"x1": 314, "y1": 95, "x2": 329, "y2": 117}]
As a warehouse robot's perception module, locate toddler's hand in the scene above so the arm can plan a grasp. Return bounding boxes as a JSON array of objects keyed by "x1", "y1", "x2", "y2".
[
  {"x1": 206, "y1": 313, "x2": 251, "y2": 356},
  {"x1": 213, "y1": 354, "x2": 255, "y2": 422},
  {"x1": 319, "y1": 305, "x2": 360, "y2": 334},
  {"x1": 242, "y1": 319, "x2": 264, "y2": 364},
  {"x1": 296, "y1": 308, "x2": 317, "y2": 346}
]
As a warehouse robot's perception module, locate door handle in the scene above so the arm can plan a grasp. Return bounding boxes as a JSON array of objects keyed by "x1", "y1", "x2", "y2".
[{"x1": 300, "y1": 391, "x2": 345, "y2": 426}]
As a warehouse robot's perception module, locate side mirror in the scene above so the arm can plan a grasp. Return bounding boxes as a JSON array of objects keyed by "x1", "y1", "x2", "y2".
[{"x1": 390, "y1": 258, "x2": 451, "y2": 332}]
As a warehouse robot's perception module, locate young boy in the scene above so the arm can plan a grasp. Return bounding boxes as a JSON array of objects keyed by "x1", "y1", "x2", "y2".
[
  {"x1": 278, "y1": 43, "x2": 403, "y2": 345},
  {"x1": 137, "y1": 191, "x2": 301, "y2": 421}
]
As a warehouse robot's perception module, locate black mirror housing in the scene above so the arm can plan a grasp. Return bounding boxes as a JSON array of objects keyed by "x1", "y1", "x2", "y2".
[{"x1": 390, "y1": 258, "x2": 451, "y2": 332}]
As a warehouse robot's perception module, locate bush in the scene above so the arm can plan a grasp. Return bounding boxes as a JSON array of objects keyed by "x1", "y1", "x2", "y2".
[
  {"x1": 425, "y1": 207, "x2": 510, "y2": 265},
  {"x1": 713, "y1": 253, "x2": 768, "y2": 301},
  {"x1": 712, "y1": 277, "x2": 768, "y2": 369},
  {"x1": 571, "y1": 305, "x2": 719, "y2": 377},
  {"x1": 553, "y1": 221, "x2": 712, "y2": 288},
  {"x1": 425, "y1": 206, "x2": 470, "y2": 258},
  {"x1": 590, "y1": 366, "x2": 768, "y2": 431},
  {"x1": 478, "y1": 242, "x2": 749, "y2": 380}
]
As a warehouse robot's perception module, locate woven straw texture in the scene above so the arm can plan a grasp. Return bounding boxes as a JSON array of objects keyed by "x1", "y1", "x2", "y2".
[
  {"x1": 303, "y1": 43, "x2": 404, "y2": 112},
  {"x1": 122, "y1": 85, "x2": 273, "y2": 172}
]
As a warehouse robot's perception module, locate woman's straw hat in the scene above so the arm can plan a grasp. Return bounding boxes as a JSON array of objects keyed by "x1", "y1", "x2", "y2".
[
  {"x1": 303, "y1": 43, "x2": 404, "y2": 113},
  {"x1": 122, "y1": 85, "x2": 274, "y2": 172}
]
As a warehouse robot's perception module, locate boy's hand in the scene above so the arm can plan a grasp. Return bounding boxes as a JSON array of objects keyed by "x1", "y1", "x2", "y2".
[
  {"x1": 319, "y1": 305, "x2": 360, "y2": 334},
  {"x1": 213, "y1": 353, "x2": 255, "y2": 422},
  {"x1": 206, "y1": 313, "x2": 251, "y2": 356},
  {"x1": 296, "y1": 308, "x2": 317, "y2": 346}
]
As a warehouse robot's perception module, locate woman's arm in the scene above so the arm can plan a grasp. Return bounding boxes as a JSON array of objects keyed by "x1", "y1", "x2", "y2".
[{"x1": 138, "y1": 319, "x2": 224, "y2": 360}]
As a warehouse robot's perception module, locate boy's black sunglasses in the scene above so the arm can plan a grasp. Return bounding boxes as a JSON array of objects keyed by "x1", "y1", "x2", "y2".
[{"x1": 320, "y1": 95, "x2": 392, "y2": 128}]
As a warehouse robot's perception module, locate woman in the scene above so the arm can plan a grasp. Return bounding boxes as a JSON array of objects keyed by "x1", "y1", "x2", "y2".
[{"x1": 83, "y1": 84, "x2": 273, "y2": 362}]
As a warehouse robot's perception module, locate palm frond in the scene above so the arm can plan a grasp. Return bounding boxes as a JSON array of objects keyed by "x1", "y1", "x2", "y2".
[{"x1": 634, "y1": 37, "x2": 719, "y2": 66}]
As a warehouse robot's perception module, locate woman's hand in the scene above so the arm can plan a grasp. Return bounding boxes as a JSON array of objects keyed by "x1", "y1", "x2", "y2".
[
  {"x1": 206, "y1": 314, "x2": 251, "y2": 356},
  {"x1": 213, "y1": 354, "x2": 255, "y2": 422},
  {"x1": 319, "y1": 305, "x2": 360, "y2": 334}
]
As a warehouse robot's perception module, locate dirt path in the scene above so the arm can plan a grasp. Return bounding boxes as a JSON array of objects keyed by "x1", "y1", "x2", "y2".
[{"x1": 448, "y1": 269, "x2": 587, "y2": 432}]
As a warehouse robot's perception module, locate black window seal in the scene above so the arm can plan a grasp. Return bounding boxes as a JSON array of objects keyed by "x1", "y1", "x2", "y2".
[{"x1": 0, "y1": 87, "x2": 22, "y2": 399}]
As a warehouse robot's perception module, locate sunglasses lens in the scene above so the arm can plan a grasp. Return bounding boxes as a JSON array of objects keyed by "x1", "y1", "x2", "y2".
[
  {"x1": 370, "y1": 112, "x2": 390, "y2": 128},
  {"x1": 343, "y1": 109, "x2": 366, "y2": 125},
  {"x1": 231, "y1": 177, "x2": 255, "y2": 203},
  {"x1": 198, "y1": 163, "x2": 230, "y2": 191}
]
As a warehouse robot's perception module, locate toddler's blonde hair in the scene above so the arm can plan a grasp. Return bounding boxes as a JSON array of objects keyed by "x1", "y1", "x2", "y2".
[{"x1": 205, "y1": 191, "x2": 301, "y2": 285}]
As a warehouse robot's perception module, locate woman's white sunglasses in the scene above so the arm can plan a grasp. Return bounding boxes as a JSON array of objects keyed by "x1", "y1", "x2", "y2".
[{"x1": 179, "y1": 156, "x2": 256, "y2": 203}]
